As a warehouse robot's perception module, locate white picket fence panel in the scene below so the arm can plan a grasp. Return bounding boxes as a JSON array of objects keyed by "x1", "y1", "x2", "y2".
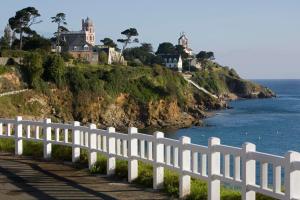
[{"x1": 0, "y1": 116, "x2": 300, "y2": 200}]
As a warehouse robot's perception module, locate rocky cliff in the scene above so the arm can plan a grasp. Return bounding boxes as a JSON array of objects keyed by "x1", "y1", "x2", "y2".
[{"x1": 0, "y1": 64, "x2": 274, "y2": 130}]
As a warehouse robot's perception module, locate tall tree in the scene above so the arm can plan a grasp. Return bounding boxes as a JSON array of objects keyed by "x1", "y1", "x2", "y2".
[
  {"x1": 51, "y1": 13, "x2": 67, "y2": 53},
  {"x1": 117, "y1": 28, "x2": 139, "y2": 61},
  {"x1": 156, "y1": 42, "x2": 176, "y2": 55},
  {"x1": 140, "y1": 43, "x2": 153, "y2": 53},
  {"x1": 100, "y1": 37, "x2": 117, "y2": 48},
  {"x1": 196, "y1": 51, "x2": 215, "y2": 64},
  {"x1": 9, "y1": 7, "x2": 42, "y2": 50},
  {"x1": 175, "y1": 45, "x2": 189, "y2": 59}
]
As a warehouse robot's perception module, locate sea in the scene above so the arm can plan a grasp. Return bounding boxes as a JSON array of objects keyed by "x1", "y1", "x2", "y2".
[{"x1": 166, "y1": 79, "x2": 300, "y2": 156}]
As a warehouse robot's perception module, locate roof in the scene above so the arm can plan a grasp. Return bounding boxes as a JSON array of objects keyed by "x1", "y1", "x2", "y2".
[
  {"x1": 178, "y1": 33, "x2": 188, "y2": 41},
  {"x1": 160, "y1": 54, "x2": 181, "y2": 60},
  {"x1": 61, "y1": 31, "x2": 85, "y2": 35},
  {"x1": 85, "y1": 17, "x2": 93, "y2": 25}
]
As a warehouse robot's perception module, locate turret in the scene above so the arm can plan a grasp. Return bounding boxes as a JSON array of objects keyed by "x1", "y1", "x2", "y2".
[{"x1": 81, "y1": 17, "x2": 95, "y2": 46}]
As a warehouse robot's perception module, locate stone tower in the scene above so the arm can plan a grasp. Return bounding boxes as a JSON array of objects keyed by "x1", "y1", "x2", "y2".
[
  {"x1": 82, "y1": 17, "x2": 95, "y2": 45},
  {"x1": 178, "y1": 32, "x2": 188, "y2": 49},
  {"x1": 178, "y1": 32, "x2": 193, "y2": 56}
]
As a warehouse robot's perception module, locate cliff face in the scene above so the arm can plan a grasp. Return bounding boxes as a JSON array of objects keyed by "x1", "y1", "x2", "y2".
[
  {"x1": 0, "y1": 64, "x2": 274, "y2": 130},
  {"x1": 192, "y1": 62, "x2": 275, "y2": 100}
]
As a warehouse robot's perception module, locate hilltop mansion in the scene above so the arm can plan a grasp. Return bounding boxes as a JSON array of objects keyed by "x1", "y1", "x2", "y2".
[
  {"x1": 56, "y1": 17, "x2": 125, "y2": 65},
  {"x1": 55, "y1": 17, "x2": 200, "y2": 70}
]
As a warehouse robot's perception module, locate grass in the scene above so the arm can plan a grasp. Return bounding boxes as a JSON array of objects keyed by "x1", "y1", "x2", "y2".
[
  {"x1": 0, "y1": 92, "x2": 45, "y2": 118},
  {"x1": 0, "y1": 65, "x2": 12, "y2": 75},
  {"x1": 0, "y1": 138, "x2": 275, "y2": 200}
]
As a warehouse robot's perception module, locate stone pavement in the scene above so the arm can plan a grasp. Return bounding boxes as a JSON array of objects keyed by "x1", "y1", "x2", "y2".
[{"x1": 0, "y1": 153, "x2": 169, "y2": 200}]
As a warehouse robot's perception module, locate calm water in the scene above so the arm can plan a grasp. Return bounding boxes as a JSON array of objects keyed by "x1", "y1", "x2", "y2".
[{"x1": 167, "y1": 80, "x2": 300, "y2": 156}]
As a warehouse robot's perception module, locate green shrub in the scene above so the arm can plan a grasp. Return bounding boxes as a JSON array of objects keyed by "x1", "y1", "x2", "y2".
[
  {"x1": 60, "y1": 52, "x2": 73, "y2": 62},
  {"x1": 23, "y1": 52, "x2": 44, "y2": 88},
  {"x1": 43, "y1": 54, "x2": 66, "y2": 87},
  {"x1": 0, "y1": 138, "x2": 14, "y2": 152},
  {"x1": 98, "y1": 51, "x2": 108, "y2": 64}
]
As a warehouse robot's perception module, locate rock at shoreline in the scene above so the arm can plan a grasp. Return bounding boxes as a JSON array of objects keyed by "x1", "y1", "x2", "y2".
[{"x1": 0, "y1": 64, "x2": 275, "y2": 131}]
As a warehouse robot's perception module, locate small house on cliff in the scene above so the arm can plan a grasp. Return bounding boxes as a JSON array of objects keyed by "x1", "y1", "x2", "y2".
[{"x1": 161, "y1": 54, "x2": 183, "y2": 72}]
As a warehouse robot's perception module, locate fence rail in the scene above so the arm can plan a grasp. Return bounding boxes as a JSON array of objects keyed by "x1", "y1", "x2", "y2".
[{"x1": 0, "y1": 116, "x2": 299, "y2": 200}]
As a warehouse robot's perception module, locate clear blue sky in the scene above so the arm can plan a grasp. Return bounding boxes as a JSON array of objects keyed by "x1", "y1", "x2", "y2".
[{"x1": 1, "y1": 0, "x2": 300, "y2": 79}]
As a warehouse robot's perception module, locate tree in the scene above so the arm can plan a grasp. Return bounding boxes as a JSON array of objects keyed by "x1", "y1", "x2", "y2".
[
  {"x1": 51, "y1": 13, "x2": 67, "y2": 53},
  {"x1": 43, "y1": 54, "x2": 66, "y2": 87},
  {"x1": 23, "y1": 52, "x2": 44, "y2": 88},
  {"x1": 9, "y1": 7, "x2": 42, "y2": 50},
  {"x1": 156, "y1": 42, "x2": 176, "y2": 55},
  {"x1": 0, "y1": 37, "x2": 10, "y2": 50},
  {"x1": 140, "y1": 43, "x2": 153, "y2": 53},
  {"x1": 123, "y1": 43, "x2": 162, "y2": 66},
  {"x1": 22, "y1": 35, "x2": 51, "y2": 51},
  {"x1": 117, "y1": 28, "x2": 139, "y2": 61},
  {"x1": 196, "y1": 51, "x2": 215, "y2": 64},
  {"x1": 175, "y1": 45, "x2": 189, "y2": 59},
  {"x1": 100, "y1": 37, "x2": 117, "y2": 48}
]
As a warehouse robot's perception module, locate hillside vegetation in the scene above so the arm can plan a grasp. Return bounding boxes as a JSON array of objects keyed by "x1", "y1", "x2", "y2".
[
  {"x1": 0, "y1": 56, "x2": 274, "y2": 130},
  {"x1": 191, "y1": 61, "x2": 275, "y2": 99}
]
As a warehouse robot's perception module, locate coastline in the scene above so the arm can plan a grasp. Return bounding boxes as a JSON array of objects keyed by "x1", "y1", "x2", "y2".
[{"x1": 160, "y1": 93, "x2": 277, "y2": 135}]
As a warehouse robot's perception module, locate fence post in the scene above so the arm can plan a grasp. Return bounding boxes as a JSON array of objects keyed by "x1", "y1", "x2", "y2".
[
  {"x1": 15, "y1": 116, "x2": 23, "y2": 156},
  {"x1": 72, "y1": 121, "x2": 80, "y2": 163},
  {"x1": 88, "y1": 123, "x2": 97, "y2": 170},
  {"x1": 43, "y1": 118, "x2": 52, "y2": 159},
  {"x1": 179, "y1": 136, "x2": 191, "y2": 198},
  {"x1": 128, "y1": 127, "x2": 138, "y2": 182},
  {"x1": 208, "y1": 137, "x2": 221, "y2": 200},
  {"x1": 107, "y1": 127, "x2": 116, "y2": 175},
  {"x1": 284, "y1": 151, "x2": 300, "y2": 200},
  {"x1": 242, "y1": 142, "x2": 256, "y2": 200},
  {"x1": 153, "y1": 131, "x2": 164, "y2": 190}
]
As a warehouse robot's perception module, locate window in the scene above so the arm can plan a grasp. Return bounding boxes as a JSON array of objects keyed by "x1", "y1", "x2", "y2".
[
  {"x1": 74, "y1": 46, "x2": 78, "y2": 51},
  {"x1": 84, "y1": 45, "x2": 89, "y2": 51}
]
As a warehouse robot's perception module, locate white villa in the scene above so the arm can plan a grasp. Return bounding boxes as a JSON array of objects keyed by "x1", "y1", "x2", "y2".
[{"x1": 161, "y1": 54, "x2": 183, "y2": 72}]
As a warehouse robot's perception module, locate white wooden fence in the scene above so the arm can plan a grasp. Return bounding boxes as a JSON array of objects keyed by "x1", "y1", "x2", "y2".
[{"x1": 0, "y1": 116, "x2": 299, "y2": 200}]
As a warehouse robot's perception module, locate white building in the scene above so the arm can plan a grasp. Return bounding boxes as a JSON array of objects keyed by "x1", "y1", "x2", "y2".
[
  {"x1": 96, "y1": 45, "x2": 127, "y2": 65},
  {"x1": 161, "y1": 54, "x2": 183, "y2": 72}
]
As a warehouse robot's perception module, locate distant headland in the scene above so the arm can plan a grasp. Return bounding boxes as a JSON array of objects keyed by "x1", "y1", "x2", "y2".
[{"x1": 0, "y1": 8, "x2": 275, "y2": 130}]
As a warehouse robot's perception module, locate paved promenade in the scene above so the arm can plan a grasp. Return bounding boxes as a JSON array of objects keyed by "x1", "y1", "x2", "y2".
[{"x1": 0, "y1": 153, "x2": 169, "y2": 200}]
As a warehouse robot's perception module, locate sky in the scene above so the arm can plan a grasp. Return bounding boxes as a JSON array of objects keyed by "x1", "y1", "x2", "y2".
[{"x1": 1, "y1": 0, "x2": 300, "y2": 79}]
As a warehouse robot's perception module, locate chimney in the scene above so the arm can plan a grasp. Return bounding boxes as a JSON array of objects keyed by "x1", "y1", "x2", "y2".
[{"x1": 82, "y1": 19, "x2": 85, "y2": 31}]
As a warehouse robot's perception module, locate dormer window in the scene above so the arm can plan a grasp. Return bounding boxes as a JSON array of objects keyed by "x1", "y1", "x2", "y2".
[
  {"x1": 74, "y1": 46, "x2": 78, "y2": 51},
  {"x1": 84, "y1": 44, "x2": 89, "y2": 51}
]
